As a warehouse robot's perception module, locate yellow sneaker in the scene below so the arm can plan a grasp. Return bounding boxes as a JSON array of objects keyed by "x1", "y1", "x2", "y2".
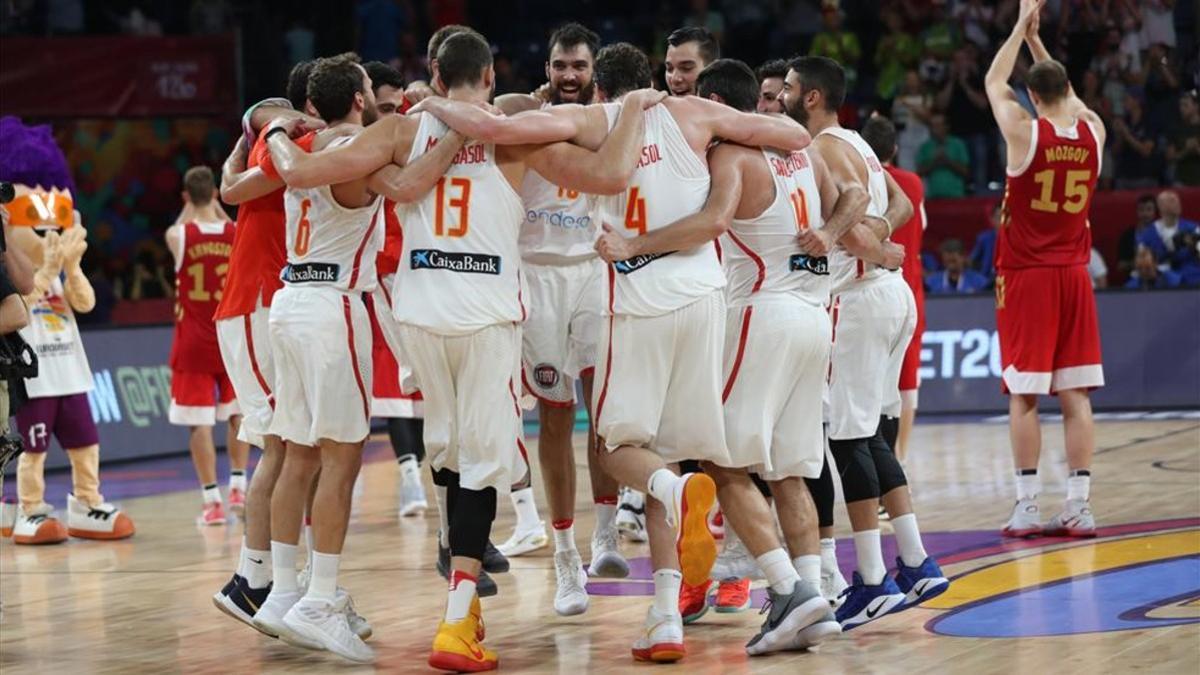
[
  {"x1": 470, "y1": 595, "x2": 485, "y2": 641},
  {"x1": 429, "y1": 618, "x2": 498, "y2": 672}
]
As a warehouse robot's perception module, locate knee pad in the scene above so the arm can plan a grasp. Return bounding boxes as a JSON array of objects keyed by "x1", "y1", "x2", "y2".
[
  {"x1": 868, "y1": 430, "x2": 908, "y2": 494},
  {"x1": 750, "y1": 472, "x2": 772, "y2": 500},
  {"x1": 829, "y1": 437, "x2": 880, "y2": 503},
  {"x1": 803, "y1": 455, "x2": 836, "y2": 528},
  {"x1": 388, "y1": 417, "x2": 425, "y2": 463},
  {"x1": 448, "y1": 485, "x2": 497, "y2": 560}
]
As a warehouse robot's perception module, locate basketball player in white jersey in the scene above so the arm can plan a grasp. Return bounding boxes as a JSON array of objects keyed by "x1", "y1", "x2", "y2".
[
  {"x1": 264, "y1": 32, "x2": 665, "y2": 672},
  {"x1": 253, "y1": 54, "x2": 466, "y2": 663},
  {"x1": 415, "y1": 42, "x2": 811, "y2": 662},
  {"x1": 782, "y1": 56, "x2": 947, "y2": 632}
]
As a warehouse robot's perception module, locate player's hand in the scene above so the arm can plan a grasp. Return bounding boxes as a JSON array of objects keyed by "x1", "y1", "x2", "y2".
[
  {"x1": 1016, "y1": 0, "x2": 1045, "y2": 33},
  {"x1": 60, "y1": 226, "x2": 88, "y2": 273},
  {"x1": 797, "y1": 227, "x2": 833, "y2": 257},
  {"x1": 626, "y1": 88, "x2": 668, "y2": 110},
  {"x1": 40, "y1": 230, "x2": 64, "y2": 275},
  {"x1": 404, "y1": 81, "x2": 436, "y2": 105},
  {"x1": 881, "y1": 241, "x2": 905, "y2": 270},
  {"x1": 405, "y1": 95, "x2": 444, "y2": 117},
  {"x1": 594, "y1": 223, "x2": 637, "y2": 262},
  {"x1": 266, "y1": 116, "x2": 314, "y2": 140}
]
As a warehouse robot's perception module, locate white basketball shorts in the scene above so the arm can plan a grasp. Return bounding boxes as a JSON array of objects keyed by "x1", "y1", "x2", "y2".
[{"x1": 521, "y1": 260, "x2": 603, "y2": 407}]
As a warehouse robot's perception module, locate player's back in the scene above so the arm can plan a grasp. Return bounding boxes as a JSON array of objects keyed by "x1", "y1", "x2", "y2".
[
  {"x1": 818, "y1": 127, "x2": 893, "y2": 294},
  {"x1": 725, "y1": 147, "x2": 827, "y2": 309},
  {"x1": 592, "y1": 102, "x2": 725, "y2": 317},
  {"x1": 519, "y1": 103, "x2": 596, "y2": 265},
  {"x1": 171, "y1": 220, "x2": 235, "y2": 373},
  {"x1": 998, "y1": 116, "x2": 1099, "y2": 269},
  {"x1": 885, "y1": 165, "x2": 926, "y2": 296},
  {"x1": 395, "y1": 113, "x2": 527, "y2": 336}
]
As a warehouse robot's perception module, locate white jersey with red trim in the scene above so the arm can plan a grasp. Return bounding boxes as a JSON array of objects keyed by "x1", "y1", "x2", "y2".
[
  {"x1": 394, "y1": 113, "x2": 527, "y2": 336},
  {"x1": 725, "y1": 147, "x2": 828, "y2": 309},
  {"x1": 518, "y1": 103, "x2": 596, "y2": 265},
  {"x1": 591, "y1": 102, "x2": 725, "y2": 317},
  {"x1": 818, "y1": 126, "x2": 893, "y2": 294},
  {"x1": 281, "y1": 136, "x2": 383, "y2": 293}
]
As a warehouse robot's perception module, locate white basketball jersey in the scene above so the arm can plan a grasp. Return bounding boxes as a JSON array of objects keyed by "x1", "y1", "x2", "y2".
[
  {"x1": 591, "y1": 103, "x2": 725, "y2": 317},
  {"x1": 518, "y1": 103, "x2": 596, "y2": 265},
  {"x1": 394, "y1": 113, "x2": 527, "y2": 336},
  {"x1": 281, "y1": 136, "x2": 382, "y2": 293},
  {"x1": 818, "y1": 126, "x2": 893, "y2": 294},
  {"x1": 725, "y1": 148, "x2": 828, "y2": 309}
]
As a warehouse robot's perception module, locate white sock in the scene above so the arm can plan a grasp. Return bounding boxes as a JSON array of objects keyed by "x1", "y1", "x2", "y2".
[
  {"x1": 852, "y1": 529, "x2": 886, "y2": 586},
  {"x1": 891, "y1": 513, "x2": 928, "y2": 567},
  {"x1": 244, "y1": 545, "x2": 272, "y2": 589},
  {"x1": 1067, "y1": 471, "x2": 1091, "y2": 501},
  {"x1": 271, "y1": 541, "x2": 299, "y2": 593},
  {"x1": 646, "y1": 468, "x2": 679, "y2": 508},
  {"x1": 793, "y1": 554, "x2": 822, "y2": 588},
  {"x1": 1016, "y1": 470, "x2": 1040, "y2": 501},
  {"x1": 229, "y1": 470, "x2": 247, "y2": 493},
  {"x1": 234, "y1": 536, "x2": 249, "y2": 577},
  {"x1": 306, "y1": 551, "x2": 339, "y2": 601},
  {"x1": 510, "y1": 487, "x2": 541, "y2": 531},
  {"x1": 553, "y1": 521, "x2": 576, "y2": 552},
  {"x1": 445, "y1": 571, "x2": 477, "y2": 623},
  {"x1": 399, "y1": 456, "x2": 420, "y2": 481},
  {"x1": 652, "y1": 568, "x2": 682, "y2": 616},
  {"x1": 819, "y1": 537, "x2": 838, "y2": 572},
  {"x1": 756, "y1": 548, "x2": 799, "y2": 595},
  {"x1": 303, "y1": 522, "x2": 314, "y2": 571},
  {"x1": 594, "y1": 501, "x2": 617, "y2": 533},
  {"x1": 202, "y1": 484, "x2": 221, "y2": 504},
  {"x1": 434, "y1": 484, "x2": 450, "y2": 548}
]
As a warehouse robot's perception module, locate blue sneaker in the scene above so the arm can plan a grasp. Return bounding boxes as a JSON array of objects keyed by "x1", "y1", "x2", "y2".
[
  {"x1": 834, "y1": 572, "x2": 906, "y2": 631},
  {"x1": 893, "y1": 556, "x2": 949, "y2": 606}
]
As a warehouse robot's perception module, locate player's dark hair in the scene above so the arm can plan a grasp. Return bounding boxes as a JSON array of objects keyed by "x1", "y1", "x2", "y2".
[
  {"x1": 667, "y1": 26, "x2": 720, "y2": 65},
  {"x1": 427, "y1": 24, "x2": 479, "y2": 66},
  {"x1": 1026, "y1": 60, "x2": 1069, "y2": 106},
  {"x1": 548, "y1": 22, "x2": 600, "y2": 60},
  {"x1": 307, "y1": 53, "x2": 365, "y2": 123},
  {"x1": 594, "y1": 42, "x2": 652, "y2": 99},
  {"x1": 183, "y1": 166, "x2": 215, "y2": 205},
  {"x1": 363, "y1": 61, "x2": 404, "y2": 93},
  {"x1": 786, "y1": 56, "x2": 846, "y2": 112},
  {"x1": 437, "y1": 32, "x2": 493, "y2": 89},
  {"x1": 755, "y1": 59, "x2": 788, "y2": 83},
  {"x1": 861, "y1": 115, "x2": 898, "y2": 164},
  {"x1": 696, "y1": 59, "x2": 759, "y2": 113},
  {"x1": 286, "y1": 59, "x2": 316, "y2": 110}
]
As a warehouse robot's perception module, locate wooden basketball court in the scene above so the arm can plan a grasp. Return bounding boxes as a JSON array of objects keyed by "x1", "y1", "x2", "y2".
[{"x1": 2, "y1": 416, "x2": 1198, "y2": 673}]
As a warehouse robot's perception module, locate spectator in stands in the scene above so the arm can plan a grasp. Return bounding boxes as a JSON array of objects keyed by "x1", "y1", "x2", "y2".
[
  {"x1": 917, "y1": 113, "x2": 969, "y2": 199},
  {"x1": 1088, "y1": 247, "x2": 1109, "y2": 288},
  {"x1": 1141, "y1": 190, "x2": 1200, "y2": 286},
  {"x1": 874, "y1": 10, "x2": 921, "y2": 101},
  {"x1": 357, "y1": 0, "x2": 409, "y2": 63},
  {"x1": 1138, "y1": 0, "x2": 1177, "y2": 50},
  {"x1": 1166, "y1": 91, "x2": 1200, "y2": 186},
  {"x1": 125, "y1": 247, "x2": 172, "y2": 301},
  {"x1": 927, "y1": 239, "x2": 988, "y2": 294},
  {"x1": 969, "y1": 201, "x2": 1001, "y2": 281},
  {"x1": 1113, "y1": 93, "x2": 1161, "y2": 189},
  {"x1": 954, "y1": 0, "x2": 995, "y2": 50},
  {"x1": 684, "y1": 0, "x2": 726, "y2": 44},
  {"x1": 810, "y1": 3, "x2": 861, "y2": 89},
  {"x1": 1118, "y1": 194, "x2": 1160, "y2": 277},
  {"x1": 892, "y1": 70, "x2": 933, "y2": 172},
  {"x1": 1137, "y1": 43, "x2": 1181, "y2": 133},
  {"x1": 937, "y1": 44, "x2": 992, "y2": 193},
  {"x1": 1125, "y1": 246, "x2": 1182, "y2": 290}
]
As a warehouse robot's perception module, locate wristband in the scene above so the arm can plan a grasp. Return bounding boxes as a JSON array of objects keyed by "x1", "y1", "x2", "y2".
[{"x1": 264, "y1": 126, "x2": 290, "y2": 142}]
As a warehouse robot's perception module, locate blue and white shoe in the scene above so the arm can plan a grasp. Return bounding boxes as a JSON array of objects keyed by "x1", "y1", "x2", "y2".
[
  {"x1": 834, "y1": 572, "x2": 906, "y2": 631},
  {"x1": 893, "y1": 556, "x2": 949, "y2": 606}
]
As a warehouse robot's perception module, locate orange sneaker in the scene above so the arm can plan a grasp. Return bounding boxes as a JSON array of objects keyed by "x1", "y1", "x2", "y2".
[
  {"x1": 429, "y1": 617, "x2": 498, "y2": 673},
  {"x1": 470, "y1": 594, "x2": 485, "y2": 641},
  {"x1": 227, "y1": 488, "x2": 245, "y2": 516},
  {"x1": 679, "y1": 579, "x2": 712, "y2": 624},
  {"x1": 670, "y1": 473, "x2": 718, "y2": 586},
  {"x1": 199, "y1": 501, "x2": 226, "y2": 526},
  {"x1": 715, "y1": 578, "x2": 752, "y2": 613},
  {"x1": 708, "y1": 507, "x2": 725, "y2": 540}
]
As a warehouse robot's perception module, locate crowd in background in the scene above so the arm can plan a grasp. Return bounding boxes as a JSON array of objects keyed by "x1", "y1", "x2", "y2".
[{"x1": 1, "y1": 0, "x2": 1197, "y2": 321}]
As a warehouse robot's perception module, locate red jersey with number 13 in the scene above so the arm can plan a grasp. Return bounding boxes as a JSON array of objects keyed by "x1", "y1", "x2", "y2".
[
  {"x1": 997, "y1": 117, "x2": 1099, "y2": 269},
  {"x1": 171, "y1": 221, "x2": 235, "y2": 373}
]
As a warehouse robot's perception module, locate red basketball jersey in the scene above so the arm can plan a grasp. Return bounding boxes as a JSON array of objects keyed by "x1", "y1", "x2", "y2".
[
  {"x1": 997, "y1": 117, "x2": 1099, "y2": 269},
  {"x1": 171, "y1": 221, "x2": 235, "y2": 373},
  {"x1": 376, "y1": 198, "x2": 403, "y2": 277},
  {"x1": 885, "y1": 165, "x2": 926, "y2": 297}
]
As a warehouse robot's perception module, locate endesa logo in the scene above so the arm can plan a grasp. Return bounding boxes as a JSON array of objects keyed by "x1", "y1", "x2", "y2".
[
  {"x1": 526, "y1": 209, "x2": 591, "y2": 230},
  {"x1": 411, "y1": 249, "x2": 501, "y2": 275},
  {"x1": 613, "y1": 251, "x2": 672, "y2": 274},
  {"x1": 789, "y1": 254, "x2": 828, "y2": 275},
  {"x1": 282, "y1": 262, "x2": 339, "y2": 283}
]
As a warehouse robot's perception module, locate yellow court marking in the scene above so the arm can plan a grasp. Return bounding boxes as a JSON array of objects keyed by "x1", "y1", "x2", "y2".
[{"x1": 924, "y1": 530, "x2": 1200, "y2": 610}]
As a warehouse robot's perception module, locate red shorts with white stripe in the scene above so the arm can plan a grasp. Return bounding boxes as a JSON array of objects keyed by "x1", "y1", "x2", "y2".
[
  {"x1": 367, "y1": 288, "x2": 424, "y2": 418},
  {"x1": 898, "y1": 283, "x2": 925, "y2": 408},
  {"x1": 169, "y1": 370, "x2": 239, "y2": 426},
  {"x1": 996, "y1": 265, "x2": 1104, "y2": 395}
]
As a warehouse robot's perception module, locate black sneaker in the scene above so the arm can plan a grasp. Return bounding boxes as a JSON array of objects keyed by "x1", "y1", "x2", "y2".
[
  {"x1": 217, "y1": 576, "x2": 275, "y2": 635},
  {"x1": 483, "y1": 539, "x2": 510, "y2": 573},
  {"x1": 438, "y1": 540, "x2": 499, "y2": 597}
]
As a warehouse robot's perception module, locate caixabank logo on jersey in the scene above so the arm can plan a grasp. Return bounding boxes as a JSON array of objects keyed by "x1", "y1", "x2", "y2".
[
  {"x1": 613, "y1": 251, "x2": 672, "y2": 274},
  {"x1": 282, "y1": 262, "x2": 339, "y2": 283},
  {"x1": 411, "y1": 249, "x2": 501, "y2": 275},
  {"x1": 789, "y1": 254, "x2": 828, "y2": 275}
]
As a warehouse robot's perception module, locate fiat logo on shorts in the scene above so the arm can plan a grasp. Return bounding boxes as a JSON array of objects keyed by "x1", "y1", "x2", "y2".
[{"x1": 534, "y1": 364, "x2": 559, "y2": 389}]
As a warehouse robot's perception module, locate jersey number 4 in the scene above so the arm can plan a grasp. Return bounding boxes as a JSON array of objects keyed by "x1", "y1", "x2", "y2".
[
  {"x1": 624, "y1": 186, "x2": 647, "y2": 235},
  {"x1": 1030, "y1": 169, "x2": 1090, "y2": 215},
  {"x1": 435, "y1": 177, "x2": 471, "y2": 237}
]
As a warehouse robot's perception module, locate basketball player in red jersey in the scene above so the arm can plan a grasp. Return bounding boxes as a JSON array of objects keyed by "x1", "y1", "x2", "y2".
[
  {"x1": 986, "y1": 0, "x2": 1105, "y2": 538},
  {"x1": 861, "y1": 116, "x2": 926, "y2": 469},
  {"x1": 166, "y1": 166, "x2": 249, "y2": 527}
]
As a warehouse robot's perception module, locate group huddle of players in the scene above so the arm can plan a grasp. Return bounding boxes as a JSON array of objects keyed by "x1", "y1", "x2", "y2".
[{"x1": 174, "y1": 0, "x2": 1105, "y2": 669}]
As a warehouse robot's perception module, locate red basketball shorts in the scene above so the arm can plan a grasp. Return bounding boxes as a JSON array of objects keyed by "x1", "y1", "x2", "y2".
[{"x1": 170, "y1": 370, "x2": 239, "y2": 426}]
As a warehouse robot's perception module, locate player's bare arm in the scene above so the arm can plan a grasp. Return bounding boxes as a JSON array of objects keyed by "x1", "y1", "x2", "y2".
[
  {"x1": 266, "y1": 114, "x2": 406, "y2": 189},
  {"x1": 408, "y1": 96, "x2": 588, "y2": 145},
  {"x1": 365, "y1": 130, "x2": 468, "y2": 202},
  {"x1": 246, "y1": 99, "x2": 323, "y2": 135},
  {"x1": 685, "y1": 96, "x2": 812, "y2": 152},
  {"x1": 799, "y1": 134, "x2": 870, "y2": 255},
  {"x1": 595, "y1": 143, "x2": 745, "y2": 262},
  {"x1": 494, "y1": 93, "x2": 542, "y2": 116},
  {"x1": 220, "y1": 136, "x2": 284, "y2": 205},
  {"x1": 868, "y1": 170, "x2": 914, "y2": 240},
  {"x1": 840, "y1": 226, "x2": 905, "y2": 270},
  {"x1": 165, "y1": 223, "x2": 183, "y2": 264},
  {"x1": 1024, "y1": 11, "x2": 1106, "y2": 144},
  {"x1": 987, "y1": 0, "x2": 1042, "y2": 164}
]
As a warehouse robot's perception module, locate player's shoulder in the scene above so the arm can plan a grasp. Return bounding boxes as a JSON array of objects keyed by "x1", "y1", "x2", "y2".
[{"x1": 495, "y1": 93, "x2": 541, "y2": 116}]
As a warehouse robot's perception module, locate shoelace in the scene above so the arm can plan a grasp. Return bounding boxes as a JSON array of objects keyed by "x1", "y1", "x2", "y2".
[{"x1": 556, "y1": 559, "x2": 584, "y2": 591}]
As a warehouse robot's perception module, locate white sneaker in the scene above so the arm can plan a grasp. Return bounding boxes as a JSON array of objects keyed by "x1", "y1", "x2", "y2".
[
  {"x1": 497, "y1": 522, "x2": 548, "y2": 557},
  {"x1": 398, "y1": 470, "x2": 428, "y2": 518},
  {"x1": 66, "y1": 494, "x2": 135, "y2": 540},
  {"x1": 589, "y1": 524, "x2": 629, "y2": 578},
  {"x1": 616, "y1": 488, "x2": 648, "y2": 543},
  {"x1": 1002, "y1": 498, "x2": 1043, "y2": 538},
  {"x1": 283, "y1": 596, "x2": 375, "y2": 663},
  {"x1": 711, "y1": 531, "x2": 761, "y2": 581},
  {"x1": 336, "y1": 588, "x2": 373, "y2": 639},
  {"x1": 11, "y1": 503, "x2": 68, "y2": 545},
  {"x1": 820, "y1": 565, "x2": 849, "y2": 609},
  {"x1": 253, "y1": 589, "x2": 321, "y2": 649},
  {"x1": 0, "y1": 499, "x2": 16, "y2": 537},
  {"x1": 631, "y1": 606, "x2": 685, "y2": 662},
  {"x1": 553, "y1": 549, "x2": 589, "y2": 616},
  {"x1": 1045, "y1": 498, "x2": 1097, "y2": 538},
  {"x1": 786, "y1": 611, "x2": 842, "y2": 651}
]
